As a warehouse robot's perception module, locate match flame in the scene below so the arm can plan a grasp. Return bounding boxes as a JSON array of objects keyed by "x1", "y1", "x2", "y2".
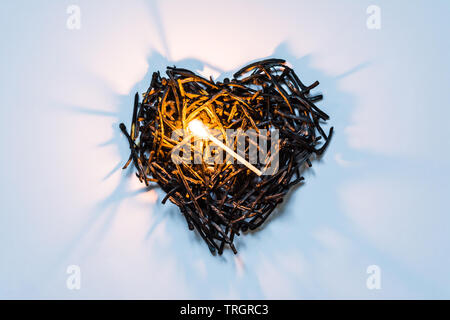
[
  {"x1": 186, "y1": 119, "x2": 262, "y2": 176},
  {"x1": 188, "y1": 119, "x2": 210, "y2": 139}
]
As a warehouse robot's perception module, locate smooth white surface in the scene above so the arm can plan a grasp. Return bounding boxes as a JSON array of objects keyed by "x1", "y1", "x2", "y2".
[{"x1": 1, "y1": 0, "x2": 449, "y2": 299}]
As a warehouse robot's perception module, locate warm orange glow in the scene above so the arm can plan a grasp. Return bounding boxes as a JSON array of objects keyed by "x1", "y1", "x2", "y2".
[
  {"x1": 188, "y1": 119, "x2": 210, "y2": 139},
  {"x1": 187, "y1": 119, "x2": 262, "y2": 176}
]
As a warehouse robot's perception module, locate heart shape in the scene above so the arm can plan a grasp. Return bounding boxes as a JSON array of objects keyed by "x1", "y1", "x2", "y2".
[{"x1": 120, "y1": 58, "x2": 333, "y2": 255}]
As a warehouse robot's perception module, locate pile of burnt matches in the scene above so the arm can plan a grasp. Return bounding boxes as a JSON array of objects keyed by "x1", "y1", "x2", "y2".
[{"x1": 120, "y1": 58, "x2": 333, "y2": 255}]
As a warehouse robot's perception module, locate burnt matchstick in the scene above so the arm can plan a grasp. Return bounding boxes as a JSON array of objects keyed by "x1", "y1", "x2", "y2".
[
  {"x1": 120, "y1": 58, "x2": 333, "y2": 255},
  {"x1": 187, "y1": 119, "x2": 263, "y2": 176}
]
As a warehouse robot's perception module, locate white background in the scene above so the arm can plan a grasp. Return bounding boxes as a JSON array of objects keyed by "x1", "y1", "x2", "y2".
[{"x1": 1, "y1": 0, "x2": 449, "y2": 299}]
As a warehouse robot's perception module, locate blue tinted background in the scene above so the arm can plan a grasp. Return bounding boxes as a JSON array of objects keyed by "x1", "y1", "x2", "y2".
[{"x1": 1, "y1": 0, "x2": 449, "y2": 299}]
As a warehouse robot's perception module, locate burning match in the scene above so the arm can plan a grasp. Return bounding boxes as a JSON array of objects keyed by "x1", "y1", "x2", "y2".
[{"x1": 187, "y1": 119, "x2": 263, "y2": 176}]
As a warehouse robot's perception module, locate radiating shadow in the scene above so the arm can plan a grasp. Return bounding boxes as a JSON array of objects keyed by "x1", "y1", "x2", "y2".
[
  {"x1": 98, "y1": 41, "x2": 368, "y2": 259},
  {"x1": 56, "y1": 0, "x2": 368, "y2": 289},
  {"x1": 228, "y1": 42, "x2": 369, "y2": 250},
  {"x1": 58, "y1": 46, "x2": 366, "y2": 277}
]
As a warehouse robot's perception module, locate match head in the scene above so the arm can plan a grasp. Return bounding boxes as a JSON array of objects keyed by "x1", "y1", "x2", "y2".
[{"x1": 188, "y1": 119, "x2": 210, "y2": 139}]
